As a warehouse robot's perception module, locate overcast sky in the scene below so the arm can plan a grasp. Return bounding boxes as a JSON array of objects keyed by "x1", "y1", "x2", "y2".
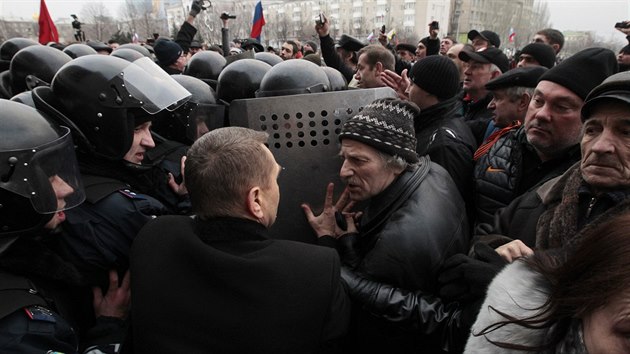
[{"x1": 1, "y1": 0, "x2": 629, "y2": 43}]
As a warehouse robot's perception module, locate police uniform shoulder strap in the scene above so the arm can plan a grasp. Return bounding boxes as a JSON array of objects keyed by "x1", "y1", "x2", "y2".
[
  {"x1": 0, "y1": 270, "x2": 48, "y2": 320},
  {"x1": 82, "y1": 175, "x2": 129, "y2": 204}
]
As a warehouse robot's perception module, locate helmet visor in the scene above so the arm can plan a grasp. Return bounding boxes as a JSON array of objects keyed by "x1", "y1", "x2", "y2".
[
  {"x1": 123, "y1": 57, "x2": 192, "y2": 114},
  {"x1": 1, "y1": 127, "x2": 85, "y2": 214},
  {"x1": 186, "y1": 103, "x2": 226, "y2": 141}
]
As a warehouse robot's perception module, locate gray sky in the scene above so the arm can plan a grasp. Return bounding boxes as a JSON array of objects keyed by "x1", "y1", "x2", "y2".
[{"x1": 1, "y1": 0, "x2": 629, "y2": 43}]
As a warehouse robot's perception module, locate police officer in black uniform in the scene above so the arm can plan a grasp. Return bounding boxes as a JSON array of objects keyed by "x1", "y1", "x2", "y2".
[
  {"x1": 0, "y1": 99, "x2": 130, "y2": 353},
  {"x1": 32, "y1": 55, "x2": 191, "y2": 286}
]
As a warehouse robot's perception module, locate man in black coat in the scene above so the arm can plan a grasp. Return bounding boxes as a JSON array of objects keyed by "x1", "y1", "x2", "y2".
[
  {"x1": 131, "y1": 127, "x2": 350, "y2": 353},
  {"x1": 303, "y1": 98, "x2": 469, "y2": 353}
]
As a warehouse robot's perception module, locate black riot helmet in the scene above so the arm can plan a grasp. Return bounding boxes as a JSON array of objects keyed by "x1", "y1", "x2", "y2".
[
  {"x1": 256, "y1": 59, "x2": 329, "y2": 97},
  {"x1": 10, "y1": 45, "x2": 72, "y2": 95},
  {"x1": 63, "y1": 43, "x2": 98, "y2": 58},
  {"x1": 151, "y1": 75, "x2": 225, "y2": 145},
  {"x1": 0, "y1": 38, "x2": 38, "y2": 71},
  {"x1": 184, "y1": 51, "x2": 226, "y2": 84},
  {"x1": 0, "y1": 99, "x2": 84, "y2": 241},
  {"x1": 35, "y1": 55, "x2": 191, "y2": 161},
  {"x1": 217, "y1": 59, "x2": 271, "y2": 103},
  {"x1": 111, "y1": 48, "x2": 146, "y2": 62},
  {"x1": 255, "y1": 52, "x2": 282, "y2": 67},
  {"x1": 10, "y1": 91, "x2": 36, "y2": 108},
  {"x1": 322, "y1": 66, "x2": 348, "y2": 91},
  {"x1": 116, "y1": 44, "x2": 152, "y2": 58}
]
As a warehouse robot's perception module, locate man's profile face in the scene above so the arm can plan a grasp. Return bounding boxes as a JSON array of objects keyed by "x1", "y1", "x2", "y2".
[
  {"x1": 354, "y1": 53, "x2": 382, "y2": 88},
  {"x1": 338, "y1": 139, "x2": 401, "y2": 201},
  {"x1": 44, "y1": 175, "x2": 75, "y2": 230},
  {"x1": 415, "y1": 43, "x2": 427, "y2": 60},
  {"x1": 488, "y1": 88, "x2": 521, "y2": 128},
  {"x1": 124, "y1": 121, "x2": 156, "y2": 165},
  {"x1": 524, "y1": 80, "x2": 583, "y2": 160},
  {"x1": 462, "y1": 60, "x2": 494, "y2": 93},
  {"x1": 580, "y1": 101, "x2": 630, "y2": 190}
]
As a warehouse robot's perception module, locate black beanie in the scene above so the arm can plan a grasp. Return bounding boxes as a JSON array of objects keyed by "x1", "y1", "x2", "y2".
[
  {"x1": 538, "y1": 47, "x2": 618, "y2": 100},
  {"x1": 409, "y1": 56, "x2": 460, "y2": 100},
  {"x1": 520, "y1": 42, "x2": 556, "y2": 69},
  {"x1": 154, "y1": 38, "x2": 183, "y2": 66},
  {"x1": 339, "y1": 98, "x2": 419, "y2": 163}
]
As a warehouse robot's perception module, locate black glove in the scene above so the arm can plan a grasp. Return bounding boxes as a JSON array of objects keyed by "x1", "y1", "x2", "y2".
[
  {"x1": 437, "y1": 243, "x2": 507, "y2": 302},
  {"x1": 189, "y1": 0, "x2": 205, "y2": 17}
]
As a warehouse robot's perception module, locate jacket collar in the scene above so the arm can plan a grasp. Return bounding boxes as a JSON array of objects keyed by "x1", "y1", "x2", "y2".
[{"x1": 194, "y1": 216, "x2": 269, "y2": 243}]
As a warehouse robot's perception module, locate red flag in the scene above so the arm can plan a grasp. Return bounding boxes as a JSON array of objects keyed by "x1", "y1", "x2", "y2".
[{"x1": 38, "y1": 0, "x2": 59, "y2": 44}]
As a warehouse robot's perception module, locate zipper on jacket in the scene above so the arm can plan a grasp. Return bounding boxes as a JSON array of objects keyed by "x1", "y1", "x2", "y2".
[{"x1": 585, "y1": 197, "x2": 597, "y2": 219}]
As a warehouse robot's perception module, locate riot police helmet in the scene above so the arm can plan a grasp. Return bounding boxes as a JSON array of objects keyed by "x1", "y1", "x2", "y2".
[
  {"x1": 116, "y1": 43, "x2": 152, "y2": 58},
  {"x1": 216, "y1": 58, "x2": 271, "y2": 103},
  {"x1": 63, "y1": 43, "x2": 98, "y2": 59},
  {"x1": 111, "y1": 48, "x2": 146, "y2": 62},
  {"x1": 35, "y1": 55, "x2": 191, "y2": 161},
  {"x1": 152, "y1": 74, "x2": 225, "y2": 144},
  {"x1": 256, "y1": 59, "x2": 329, "y2": 97},
  {"x1": 255, "y1": 52, "x2": 282, "y2": 67},
  {"x1": 184, "y1": 50, "x2": 226, "y2": 82},
  {"x1": 0, "y1": 99, "x2": 84, "y2": 239},
  {"x1": 322, "y1": 66, "x2": 348, "y2": 91},
  {"x1": 10, "y1": 45, "x2": 72, "y2": 95}
]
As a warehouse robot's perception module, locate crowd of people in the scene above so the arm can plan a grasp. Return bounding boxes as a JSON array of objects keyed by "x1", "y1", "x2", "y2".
[{"x1": 2, "y1": 0, "x2": 630, "y2": 352}]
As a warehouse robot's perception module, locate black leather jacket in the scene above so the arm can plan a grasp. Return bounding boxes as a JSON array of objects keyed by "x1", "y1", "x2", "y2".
[
  {"x1": 415, "y1": 97, "x2": 477, "y2": 217},
  {"x1": 335, "y1": 156, "x2": 469, "y2": 353}
]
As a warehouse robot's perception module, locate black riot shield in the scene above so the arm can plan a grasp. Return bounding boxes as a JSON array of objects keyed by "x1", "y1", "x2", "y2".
[{"x1": 229, "y1": 87, "x2": 397, "y2": 243}]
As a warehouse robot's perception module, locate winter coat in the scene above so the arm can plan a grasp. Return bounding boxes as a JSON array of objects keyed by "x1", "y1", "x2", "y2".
[{"x1": 336, "y1": 156, "x2": 469, "y2": 353}]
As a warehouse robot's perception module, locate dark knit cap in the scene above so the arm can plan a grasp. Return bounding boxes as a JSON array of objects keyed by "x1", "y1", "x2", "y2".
[
  {"x1": 459, "y1": 47, "x2": 510, "y2": 73},
  {"x1": 485, "y1": 66, "x2": 548, "y2": 90},
  {"x1": 154, "y1": 38, "x2": 183, "y2": 66},
  {"x1": 339, "y1": 98, "x2": 419, "y2": 163},
  {"x1": 304, "y1": 40, "x2": 318, "y2": 53},
  {"x1": 520, "y1": 42, "x2": 556, "y2": 69},
  {"x1": 582, "y1": 70, "x2": 630, "y2": 121},
  {"x1": 620, "y1": 44, "x2": 630, "y2": 54},
  {"x1": 468, "y1": 30, "x2": 501, "y2": 48},
  {"x1": 538, "y1": 47, "x2": 618, "y2": 101},
  {"x1": 409, "y1": 56, "x2": 460, "y2": 100}
]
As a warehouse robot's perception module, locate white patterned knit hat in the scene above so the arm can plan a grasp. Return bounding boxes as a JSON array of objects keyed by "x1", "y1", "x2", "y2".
[{"x1": 339, "y1": 98, "x2": 419, "y2": 163}]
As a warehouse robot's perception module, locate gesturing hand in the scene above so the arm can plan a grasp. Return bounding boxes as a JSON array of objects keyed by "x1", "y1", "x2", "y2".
[{"x1": 302, "y1": 183, "x2": 358, "y2": 238}]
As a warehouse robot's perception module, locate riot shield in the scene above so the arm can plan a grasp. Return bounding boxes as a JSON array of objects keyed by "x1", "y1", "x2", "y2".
[{"x1": 229, "y1": 87, "x2": 396, "y2": 243}]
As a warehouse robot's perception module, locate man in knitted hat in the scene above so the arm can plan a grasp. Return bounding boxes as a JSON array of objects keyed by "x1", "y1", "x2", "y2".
[
  {"x1": 406, "y1": 55, "x2": 477, "y2": 215},
  {"x1": 154, "y1": 38, "x2": 187, "y2": 74},
  {"x1": 303, "y1": 40, "x2": 318, "y2": 56},
  {"x1": 303, "y1": 98, "x2": 469, "y2": 353},
  {"x1": 517, "y1": 42, "x2": 556, "y2": 69}
]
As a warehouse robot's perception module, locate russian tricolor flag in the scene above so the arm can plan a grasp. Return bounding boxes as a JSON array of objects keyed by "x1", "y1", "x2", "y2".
[{"x1": 251, "y1": 1, "x2": 265, "y2": 41}]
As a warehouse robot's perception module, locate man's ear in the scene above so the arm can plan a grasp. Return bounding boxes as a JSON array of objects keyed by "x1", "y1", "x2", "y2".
[
  {"x1": 518, "y1": 92, "x2": 532, "y2": 113},
  {"x1": 375, "y1": 61, "x2": 384, "y2": 73},
  {"x1": 246, "y1": 186, "x2": 264, "y2": 220},
  {"x1": 490, "y1": 70, "x2": 502, "y2": 79}
]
